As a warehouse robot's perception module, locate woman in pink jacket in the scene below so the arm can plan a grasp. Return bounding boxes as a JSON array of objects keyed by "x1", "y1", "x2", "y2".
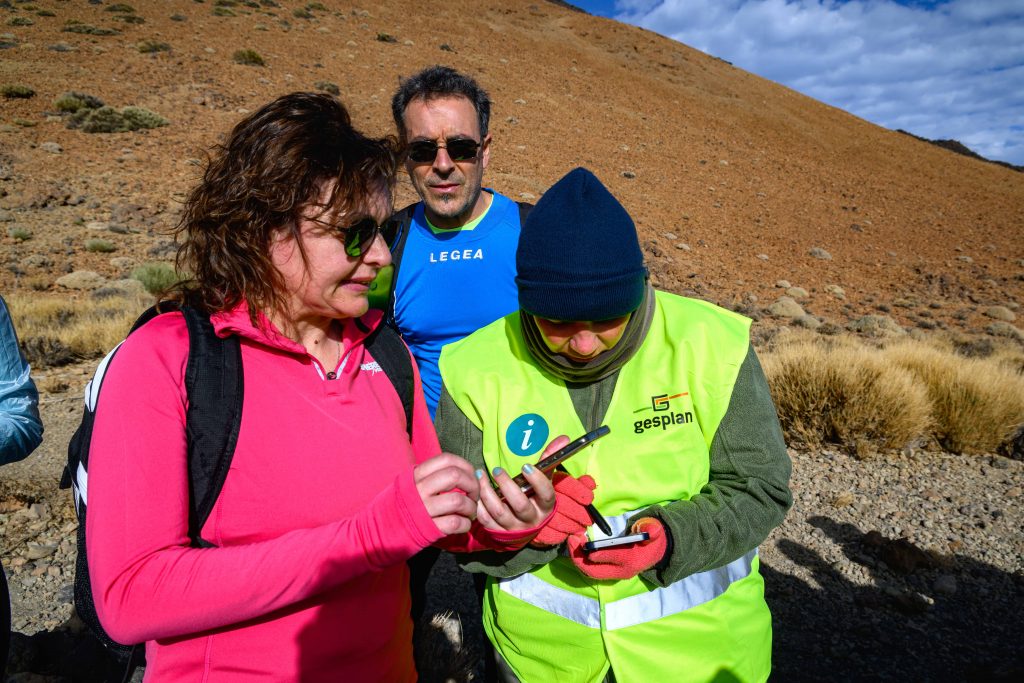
[{"x1": 86, "y1": 92, "x2": 558, "y2": 682}]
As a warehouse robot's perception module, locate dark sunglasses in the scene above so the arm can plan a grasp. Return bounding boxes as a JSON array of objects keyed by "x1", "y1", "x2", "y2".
[
  {"x1": 406, "y1": 138, "x2": 481, "y2": 164},
  {"x1": 314, "y1": 216, "x2": 398, "y2": 257}
]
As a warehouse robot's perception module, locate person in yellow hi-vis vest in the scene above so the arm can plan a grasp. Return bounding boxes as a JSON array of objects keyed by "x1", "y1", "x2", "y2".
[{"x1": 436, "y1": 167, "x2": 793, "y2": 683}]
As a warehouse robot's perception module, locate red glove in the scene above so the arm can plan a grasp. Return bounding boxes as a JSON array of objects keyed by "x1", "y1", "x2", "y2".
[
  {"x1": 529, "y1": 472, "x2": 597, "y2": 548},
  {"x1": 568, "y1": 517, "x2": 668, "y2": 580}
]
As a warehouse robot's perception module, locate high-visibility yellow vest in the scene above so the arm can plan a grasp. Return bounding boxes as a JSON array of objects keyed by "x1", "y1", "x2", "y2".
[{"x1": 440, "y1": 291, "x2": 772, "y2": 683}]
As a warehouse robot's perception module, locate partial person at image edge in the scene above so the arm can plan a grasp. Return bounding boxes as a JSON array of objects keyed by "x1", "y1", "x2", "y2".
[{"x1": 0, "y1": 294, "x2": 45, "y2": 675}]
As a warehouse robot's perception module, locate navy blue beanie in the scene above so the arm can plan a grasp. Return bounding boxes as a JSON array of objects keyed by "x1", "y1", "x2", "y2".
[{"x1": 516, "y1": 168, "x2": 646, "y2": 321}]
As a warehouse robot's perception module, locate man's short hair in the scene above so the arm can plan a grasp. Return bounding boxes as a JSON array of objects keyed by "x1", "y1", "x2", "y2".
[{"x1": 391, "y1": 65, "x2": 491, "y2": 141}]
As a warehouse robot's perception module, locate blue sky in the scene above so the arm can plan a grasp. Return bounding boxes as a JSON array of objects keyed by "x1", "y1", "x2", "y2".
[{"x1": 569, "y1": 0, "x2": 1024, "y2": 166}]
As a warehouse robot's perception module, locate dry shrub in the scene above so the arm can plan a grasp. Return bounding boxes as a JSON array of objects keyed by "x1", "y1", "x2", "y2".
[
  {"x1": 882, "y1": 341, "x2": 1024, "y2": 454},
  {"x1": 7, "y1": 291, "x2": 152, "y2": 367},
  {"x1": 990, "y1": 345, "x2": 1024, "y2": 376},
  {"x1": 762, "y1": 339, "x2": 931, "y2": 455}
]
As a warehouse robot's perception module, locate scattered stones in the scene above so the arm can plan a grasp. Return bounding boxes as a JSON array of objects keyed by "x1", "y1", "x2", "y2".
[
  {"x1": 832, "y1": 491, "x2": 856, "y2": 507},
  {"x1": 934, "y1": 574, "x2": 958, "y2": 596},
  {"x1": 862, "y1": 531, "x2": 935, "y2": 574},
  {"x1": 785, "y1": 286, "x2": 808, "y2": 298},
  {"x1": 148, "y1": 241, "x2": 178, "y2": 259},
  {"x1": 92, "y1": 278, "x2": 146, "y2": 298},
  {"x1": 19, "y1": 254, "x2": 50, "y2": 269},
  {"x1": 25, "y1": 542, "x2": 58, "y2": 561},
  {"x1": 794, "y1": 314, "x2": 822, "y2": 330},
  {"x1": 56, "y1": 270, "x2": 106, "y2": 290},
  {"x1": 824, "y1": 284, "x2": 846, "y2": 299},
  {"x1": 769, "y1": 296, "x2": 805, "y2": 318},
  {"x1": 847, "y1": 315, "x2": 905, "y2": 337},
  {"x1": 676, "y1": 243, "x2": 691, "y2": 251},
  {"x1": 776, "y1": 280, "x2": 791, "y2": 289},
  {"x1": 809, "y1": 246, "x2": 832, "y2": 260},
  {"x1": 39, "y1": 142, "x2": 62, "y2": 155}
]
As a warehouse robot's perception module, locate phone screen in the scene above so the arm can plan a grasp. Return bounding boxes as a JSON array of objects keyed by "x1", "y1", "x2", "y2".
[{"x1": 583, "y1": 531, "x2": 649, "y2": 552}]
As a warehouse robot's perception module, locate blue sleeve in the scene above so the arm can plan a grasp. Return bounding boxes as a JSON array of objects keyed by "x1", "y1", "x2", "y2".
[{"x1": 0, "y1": 296, "x2": 43, "y2": 465}]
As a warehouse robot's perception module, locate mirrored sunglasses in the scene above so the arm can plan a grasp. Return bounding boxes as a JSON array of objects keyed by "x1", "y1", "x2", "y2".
[
  {"x1": 406, "y1": 138, "x2": 481, "y2": 164},
  {"x1": 322, "y1": 216, "x2": 398, "y2": 257}
]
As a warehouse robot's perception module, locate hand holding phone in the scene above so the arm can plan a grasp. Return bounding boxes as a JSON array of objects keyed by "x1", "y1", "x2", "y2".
[
  {"x1": 509, "y1": 425, "x2": 609, "y2": 496},
  {"x1": 569, "y1": 518, "x2": 668, "y2": 580},
  {"x1": 475, "y1": 436, "x2": 572, "y2": 533}
]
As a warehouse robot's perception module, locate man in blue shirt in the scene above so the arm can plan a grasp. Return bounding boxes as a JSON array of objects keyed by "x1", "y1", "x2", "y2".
[
  {"x1": 389, "y1": 65, "x2": 526, "y2": 420},
  {"x1": 389, "y1": 66, "x2": 528, "y2": 680},
  {"x1": 1, "y1": 295, "x2": 44, "y2": 672}
]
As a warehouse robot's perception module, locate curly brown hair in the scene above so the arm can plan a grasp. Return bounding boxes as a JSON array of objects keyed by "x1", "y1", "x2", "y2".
[{"x1": 170, "y1": 92, "x2": 397, "y2": 319}]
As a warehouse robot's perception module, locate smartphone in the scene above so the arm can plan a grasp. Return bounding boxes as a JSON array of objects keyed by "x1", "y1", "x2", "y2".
[
  {"x1": 505, "y1": 425, "x2": 610, "y2": 497},
  {"x1": 583, "y1": 531, "x2": 649, "y2": 552}
]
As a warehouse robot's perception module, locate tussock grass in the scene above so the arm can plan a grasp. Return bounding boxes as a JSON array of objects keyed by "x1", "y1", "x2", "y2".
[
  {"x1": 138, "y1": 39, "x2": 170, "y2": 53},
  {"x1": 315, "y1": 81, "x2": 339, "y2": 95},
  {"x1": 1, "y1": 84, "x2": 35, "y2": 99},
  {"x1": 762, "y1": 340, "x2": 931, "y2": 456},
  {"x1": 68, "y1": 105, "x2": 168, "y2": 133},
  {"x1": 62, "y1": 22, "x2": 120, "y2": 36},
  {"x1": 54, "y1": 91, "x2": 104, "y2": 113},
  {"x1": 7, "y1": 291, "x2": 153, "y2": 367},
  {"x1": 131, "y1": 262, "x2": 180, "y2": 294},
  {"x1": 232, "y1": 48, "x2": 264, "y2": 65},
  {"x1": 85, "y1": 238, "x2": 116, "y2": 253},
  {"x1": 760, "y1": 331, "x2": 1024, "y2": 456},
  {"x1": 881, "y1": 341, "x2": 1024, "y2": 454}
]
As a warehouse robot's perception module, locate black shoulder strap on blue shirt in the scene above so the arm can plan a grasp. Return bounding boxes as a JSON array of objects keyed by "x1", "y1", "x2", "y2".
[{"x1": 385, "y1": 203, "x2": 417, "y2": 330}]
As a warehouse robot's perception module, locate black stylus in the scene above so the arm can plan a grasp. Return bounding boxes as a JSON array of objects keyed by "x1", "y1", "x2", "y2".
[{"x1": 556, "y1": 464, "x2": 612, "y2": 536}]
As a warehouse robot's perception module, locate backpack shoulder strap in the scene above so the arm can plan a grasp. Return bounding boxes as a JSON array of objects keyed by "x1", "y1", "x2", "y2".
[
  {"x1": 384, "y1": 203, "x2": 418, "y2": 330},
  {"x1": 365, "y1": 323, "x2": 414, "y2": 439},
  {"x1": 516, "y1": 200, "x2": 534, "y2": 226},
  {"x1": 179, "y1": 305, "x2": 244, "y2": 547}
]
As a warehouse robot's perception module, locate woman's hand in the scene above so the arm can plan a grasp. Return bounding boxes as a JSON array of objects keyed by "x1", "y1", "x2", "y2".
[
  {"x1": 413, "y1": 453, "x2": 481, "y2": 535},
  {"x1": 475, "y1": 435, "x2": 569, "y2": 532}
]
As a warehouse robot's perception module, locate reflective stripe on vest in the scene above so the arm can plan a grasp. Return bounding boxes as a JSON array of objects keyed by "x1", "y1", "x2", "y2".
[{"x1": 499, "y1": 548, "x2": 758, "y2": 631}]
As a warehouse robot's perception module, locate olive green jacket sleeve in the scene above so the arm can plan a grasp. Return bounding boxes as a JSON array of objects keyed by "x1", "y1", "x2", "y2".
[
  {"x1": 437, "y1": 345, "x2": 792, "y2": 584},
  {"x1": 634, "y1": 346, "x2": 792, "y2": 587}
]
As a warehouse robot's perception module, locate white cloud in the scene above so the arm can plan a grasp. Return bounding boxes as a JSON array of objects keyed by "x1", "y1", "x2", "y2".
[{"x1": 610, "y1": 0, "x2": 1024, "y2": 165}]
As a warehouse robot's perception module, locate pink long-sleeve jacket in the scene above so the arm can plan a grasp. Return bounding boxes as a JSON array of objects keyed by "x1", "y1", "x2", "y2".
[{"x1": 86, "y1": 304, "x2": 493, "y2": 681}]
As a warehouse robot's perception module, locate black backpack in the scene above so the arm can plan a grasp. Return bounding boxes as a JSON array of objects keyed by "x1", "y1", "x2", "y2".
[
  {"x1": 383, "y1": 200, "x2": 533, "y2": 329},
  {"x1": 61, "y1": 302, "x2": 414, "y2": 673}
]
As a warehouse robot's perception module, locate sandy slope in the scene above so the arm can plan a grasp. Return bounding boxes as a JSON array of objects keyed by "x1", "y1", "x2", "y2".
[{"x1": 0, "y1": 0, "x2": 1021, "y2": 331}]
